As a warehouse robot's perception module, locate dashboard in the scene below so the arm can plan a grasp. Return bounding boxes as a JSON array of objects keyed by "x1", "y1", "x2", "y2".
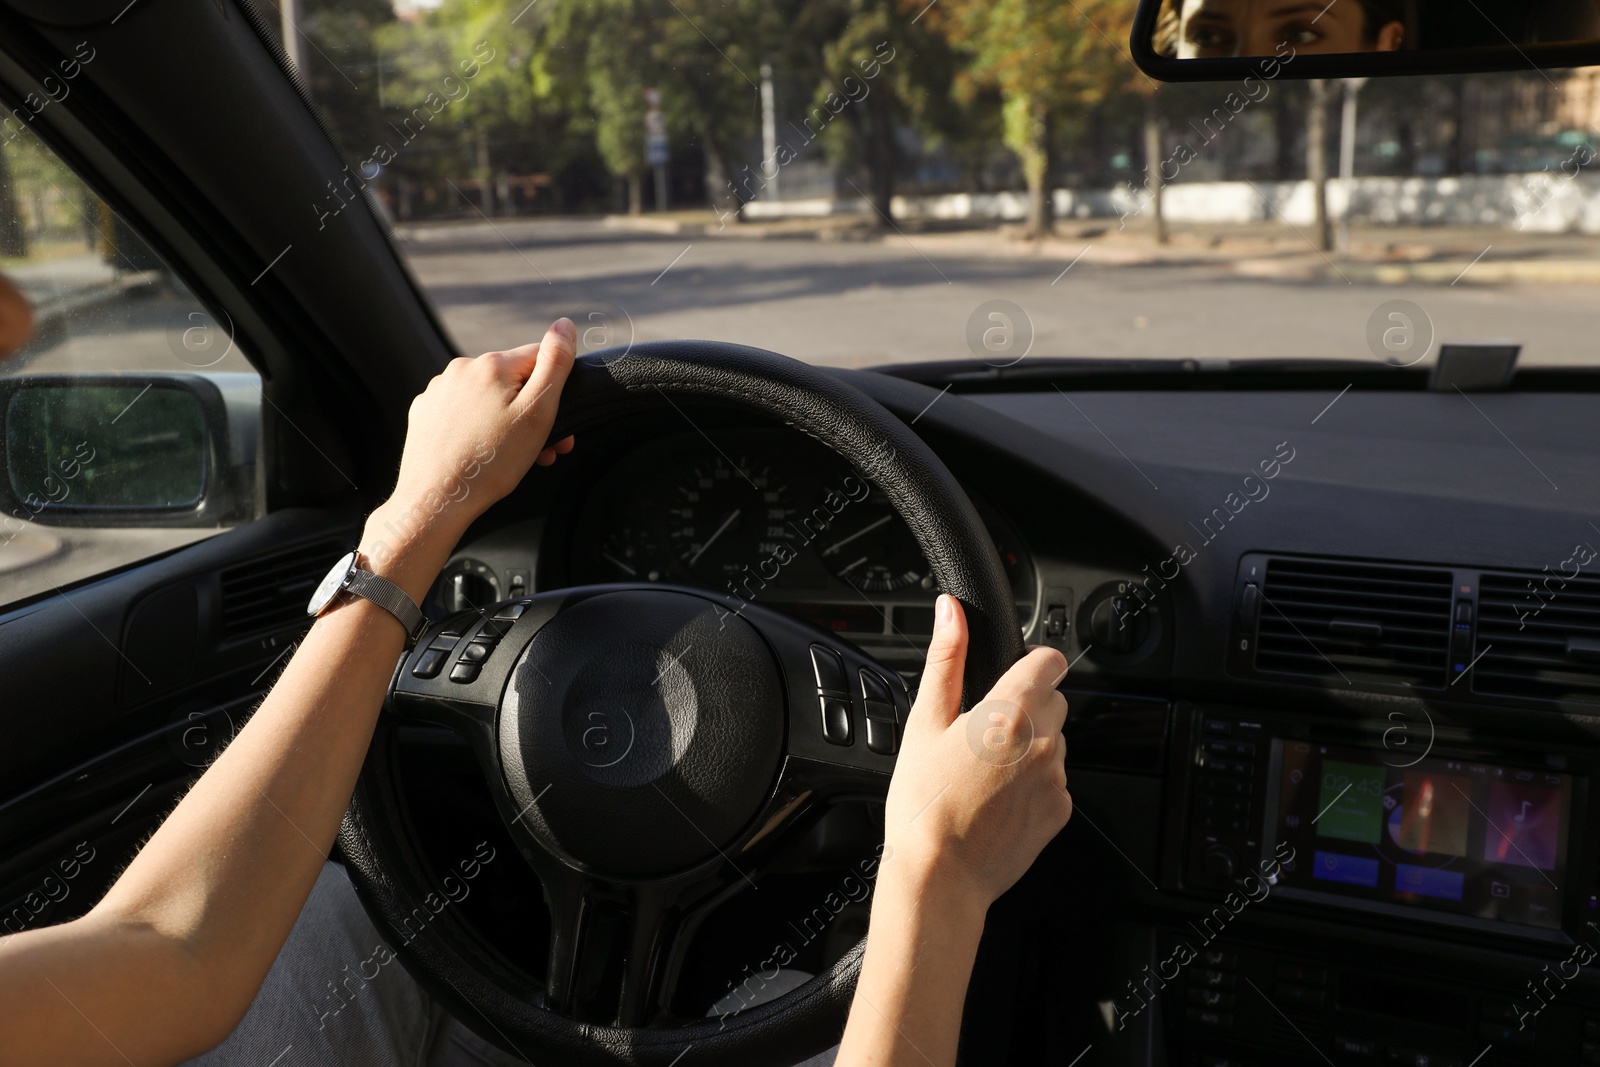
[
  {"x1": 414, "y1": 383, "x2": 1600, "y2": 1067},
  {"x1": 431, "y1": 426, "x2": 1038, "y2": 674}
]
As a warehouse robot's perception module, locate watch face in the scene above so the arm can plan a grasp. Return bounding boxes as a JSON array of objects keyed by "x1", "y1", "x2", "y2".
[{"x1": 307, "y1": 551, "x2": 358, "y2": 616}]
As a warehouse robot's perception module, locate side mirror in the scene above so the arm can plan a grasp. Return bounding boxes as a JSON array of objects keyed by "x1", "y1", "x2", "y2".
[
  {"x1": 0, "y1": 373, "x2": 254, "y2": 528},
  {"x1": 1133, "y1": 0, "x2": 1600, "y2": 81}
]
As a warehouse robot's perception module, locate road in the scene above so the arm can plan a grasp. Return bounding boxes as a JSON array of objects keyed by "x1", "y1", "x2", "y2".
[{"x1": 398, "y1": 217, "x2": 1600, "y2": 369}]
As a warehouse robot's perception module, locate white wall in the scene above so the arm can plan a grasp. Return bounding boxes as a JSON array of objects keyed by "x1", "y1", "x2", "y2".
[{"x1": 741, "y1": 172, "x2": 1600, "y2": 233}]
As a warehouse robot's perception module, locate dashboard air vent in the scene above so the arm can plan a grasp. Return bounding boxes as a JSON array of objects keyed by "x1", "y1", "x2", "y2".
[
  {"x1": 1254, "y1": 557, "x2": 1454, "y2": 686},
  {"x1": 219, "y1": 540, "x2": 343, "y2": 640},
  {"x1": 1473, "y1": 572, "x2": 1600, "y2": 702}
]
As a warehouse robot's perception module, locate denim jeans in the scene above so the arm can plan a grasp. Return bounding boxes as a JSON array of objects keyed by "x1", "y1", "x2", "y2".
[{"x1": 181, "y1": 862, "x2": 838, "y2": 1067}]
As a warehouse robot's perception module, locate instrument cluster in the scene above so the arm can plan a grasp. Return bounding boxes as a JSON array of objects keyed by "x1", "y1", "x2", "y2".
[{"x1": 554, "y1": 428, "x2": 1036, "y2": 658}]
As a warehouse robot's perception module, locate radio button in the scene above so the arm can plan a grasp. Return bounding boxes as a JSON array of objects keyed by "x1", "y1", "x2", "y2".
[
  {"x1": 1206, "y1": 758, "x2": 1253, "y2": 778},
  {"x1": 1200, "y1": 778, "x2": 1252, "y2": 797},
  {"x1": 1191, "y1": 967, "x2": 1235, "y2": 989},
  {"x1": 1185, "y1": 1007, "x2": 1232, "y2": 1029},
  {"x1": 1188, "y1": 987, "x2": 1234, "y2": 1009}
]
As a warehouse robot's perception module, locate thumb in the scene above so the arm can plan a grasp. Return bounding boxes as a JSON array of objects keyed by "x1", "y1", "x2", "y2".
[
  {"x1": 513, "y1": 317, "x2": 577, "y2": 415},
  {"x1": 911, "y1": 594, "x2": 968, "y2": 731}
]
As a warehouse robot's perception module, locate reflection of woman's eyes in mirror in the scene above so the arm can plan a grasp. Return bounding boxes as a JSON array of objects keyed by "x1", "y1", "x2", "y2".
[
  {"x1": 1277, "y1": 20, "x2": 1325, "y2": 46},
  {"x1": 1184, "y1": 20, "x2": 1237, "y2": 53}
]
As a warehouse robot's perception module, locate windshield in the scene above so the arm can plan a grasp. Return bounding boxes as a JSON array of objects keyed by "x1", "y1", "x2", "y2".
[{"x1": 294, "y1": 1, "x2": 1598, "y2": 370}]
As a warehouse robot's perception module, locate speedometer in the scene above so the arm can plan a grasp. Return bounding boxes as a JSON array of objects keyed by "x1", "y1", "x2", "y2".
[{"x1": 667, "y1": 456, "x2": 797, "y2": 584}]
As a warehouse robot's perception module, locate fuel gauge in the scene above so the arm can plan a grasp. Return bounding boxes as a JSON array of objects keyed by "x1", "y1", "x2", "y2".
[{"x1": 598, "y1": 525, "x2": 667, "y2": 582}]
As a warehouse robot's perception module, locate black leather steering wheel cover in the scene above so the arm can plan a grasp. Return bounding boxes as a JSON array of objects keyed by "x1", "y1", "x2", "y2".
[{"x1": 340, "y1": 341, "x2": 1025, "y2": 1066}]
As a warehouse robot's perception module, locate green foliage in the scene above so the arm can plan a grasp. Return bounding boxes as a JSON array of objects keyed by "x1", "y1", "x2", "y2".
[{"x1": 911, "y1": 0, "x2": 1140, "y2": 229}]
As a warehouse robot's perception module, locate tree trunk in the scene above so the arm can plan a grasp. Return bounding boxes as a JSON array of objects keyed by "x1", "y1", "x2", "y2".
[
  {"x1": 1142, "y1": 95, "x2": 1168, "y2": 245},
  {"x1": 702, "y1": 144, "x2": 739, "y2": 223},
  {"x1": 1273, "y1": 85, "x2": 1295, "y2": 180},
  {"x1": 627, "y1": 174, "x2": 643, "y2": 216},
  {"x1": 1010, "y1": 93, "x2": 1055, "y2": 239},
  {"x1": 1395, "y1": 117, "x2": 1415, "y2": 176},
  {"x1": 1307, "y1": 79, "x2": 1333, "y2": 252},
  {"x1": 0, "y1": 147, "x2": 26, "y2": 259},
  {"x1": 1452, "y1": 78, "x2": 1475, "y2": 175},
  {"x1": 865, "y1": 85, "x2": 896, "y2": 226},
  {"x1": 475, "y1": 129, "x2": 496, "y2": 216}
]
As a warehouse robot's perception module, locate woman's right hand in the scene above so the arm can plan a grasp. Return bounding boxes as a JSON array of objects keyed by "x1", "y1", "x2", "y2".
[{"x1": 881, "y1": 593, "x2": 1073, "y2": 911}]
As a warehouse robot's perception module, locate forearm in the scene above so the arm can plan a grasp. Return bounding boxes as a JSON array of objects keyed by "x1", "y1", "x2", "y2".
[
  {"x1": 104, "y1": 504, "x2": 457, "y2": 1025},
  {"x1": 838, "y1": 858, "x2": 988, "y2": 1067},
  {"x1": 0, "y1": 506, "x2": 459, "y2": 1065}
]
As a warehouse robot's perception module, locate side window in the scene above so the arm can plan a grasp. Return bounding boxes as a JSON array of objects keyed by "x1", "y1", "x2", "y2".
[{"x1": 0, "y1": 128, "x2": 262, "y2": 610}]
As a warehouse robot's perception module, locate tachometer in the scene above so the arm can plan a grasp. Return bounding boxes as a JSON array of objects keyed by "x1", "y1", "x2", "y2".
[{"x1": 667, "y1": 456, "x2": 796, "y2": 584}]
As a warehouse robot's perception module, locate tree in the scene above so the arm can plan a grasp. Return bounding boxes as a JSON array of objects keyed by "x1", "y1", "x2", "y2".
[
  {"x1": 782, "y1": 0, "x2": 960, "y2": 225},
  {"x1": 920, "y1": 0, "x2": 1136, "y2": 238},
  {"x1": 374, "y1": 0, "x2": 547, "y2": 216},
  {"x1": 1141, "y1": 89, "x2": 1169, "y2": 244},
  {"x1": 543, "y1": 0, "x2": 773, "y2": 216},
  {"x1": 1307, "y1": 78, "x2": 1333, "y2": 252}
]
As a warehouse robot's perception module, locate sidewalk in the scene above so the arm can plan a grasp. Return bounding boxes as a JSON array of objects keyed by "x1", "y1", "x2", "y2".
[
  {"x1": 601, "y1": 211, "x2": 1600, "y2": 285},
  {"x1": 2, "y1": 250, "x2": 163, "y2": 332}
]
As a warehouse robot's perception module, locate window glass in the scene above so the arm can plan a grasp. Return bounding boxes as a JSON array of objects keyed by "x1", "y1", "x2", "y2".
[
  {"x1": 0, "y1": 127, "x2": 262, "y2": 610},
  {"x1": 296, "y1": 3, "x2": 1594, "y2": 371}
]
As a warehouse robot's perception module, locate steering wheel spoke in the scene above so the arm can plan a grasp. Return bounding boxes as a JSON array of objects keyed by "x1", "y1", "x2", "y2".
[{"x1": 537, "y1": 862, "x2": 734, "y2": 1028}]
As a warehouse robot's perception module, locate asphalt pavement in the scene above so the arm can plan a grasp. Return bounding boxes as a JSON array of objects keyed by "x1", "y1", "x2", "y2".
[{"x1": 398, "y1": 216, "x2": 1600, "y2": 370}]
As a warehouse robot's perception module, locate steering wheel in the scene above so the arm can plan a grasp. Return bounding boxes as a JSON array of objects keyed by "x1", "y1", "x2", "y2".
[{"x1": 339, "y1": 341, "x2": 1024, "y2": 1066}]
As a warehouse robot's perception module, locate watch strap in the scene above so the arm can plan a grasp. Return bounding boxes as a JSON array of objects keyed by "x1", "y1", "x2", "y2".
[{"x1": 345, "y1": 565, "x2": 428, "y2": 645}]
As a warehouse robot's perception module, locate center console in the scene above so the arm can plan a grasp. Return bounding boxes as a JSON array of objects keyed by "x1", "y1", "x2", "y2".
[{"x1": 1163, "y1": 705, "x2": 1600, "y2": 1066}]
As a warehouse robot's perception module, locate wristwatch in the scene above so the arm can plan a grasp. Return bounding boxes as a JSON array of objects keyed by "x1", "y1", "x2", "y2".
[{"x1": 307, "y1": 550, "x2": 428, "y2": 646}]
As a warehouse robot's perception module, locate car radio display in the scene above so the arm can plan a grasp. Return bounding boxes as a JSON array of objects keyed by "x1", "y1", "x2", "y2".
[{"x1": 1267, "y1": 742, "x2": 1572, "y2": 930}]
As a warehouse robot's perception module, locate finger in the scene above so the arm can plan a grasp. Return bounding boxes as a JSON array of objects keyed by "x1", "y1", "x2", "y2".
[
  {"x1": 552, "y1": 435, "x2": 576, "y2": 454},
  {"x1": 1047, "y1": 732, "x2": 1068, "y2": 790},
  {"x1": 910, "y1": 594, "x2": 967, "y2": 731},
  {"x1": 536, "y1": 447, "x2": 558, "y2": 467},
  {"x1": 987, "y1": 647, "x2": 1070, "y2": 732},
  {"x1": 514, "y1": 318, "x2": 577, "y2": 415}
]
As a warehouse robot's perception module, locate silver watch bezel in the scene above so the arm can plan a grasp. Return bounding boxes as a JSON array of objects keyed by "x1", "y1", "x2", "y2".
[{"x1": 307, "y1": 550, "x2": 359, "y2": 617}]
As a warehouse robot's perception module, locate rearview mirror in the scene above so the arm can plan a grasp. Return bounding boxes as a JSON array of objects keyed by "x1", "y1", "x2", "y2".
[
  {"x1": 0, "y1": 374, "x2": 248, "y2": 527},
  {"x1": 1132, "y1": 0, "x2": 1600, "y2": 80}
]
